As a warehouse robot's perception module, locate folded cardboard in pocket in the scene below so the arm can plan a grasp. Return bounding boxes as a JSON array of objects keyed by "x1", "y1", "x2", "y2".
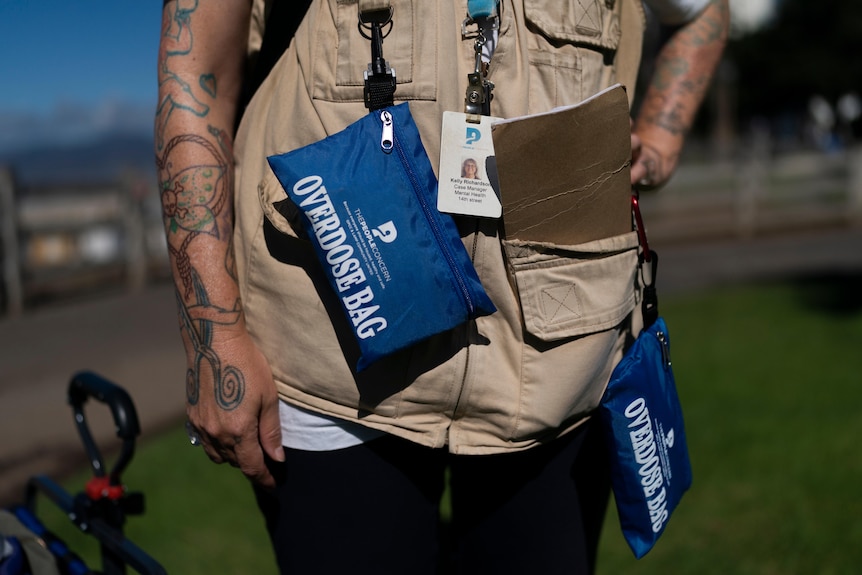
[{"x1": 491, "y1": 84, "x2": 632, "y2": 245}]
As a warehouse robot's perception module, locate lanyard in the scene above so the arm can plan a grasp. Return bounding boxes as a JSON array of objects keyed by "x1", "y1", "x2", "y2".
[
  {"x1": 463, "y1": 0, "x2": 499, "y2": 116},
  {"x1": 467, "y1": 0, "x2": 497, "y2": 20},
  {"x1": 358, "y1": 0, "x2": 498, "y2": 115}
]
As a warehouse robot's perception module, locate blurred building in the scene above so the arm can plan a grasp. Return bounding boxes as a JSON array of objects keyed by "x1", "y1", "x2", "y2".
[{"x1": 0, "y1": 166, "x2": 169, "y2": 315}]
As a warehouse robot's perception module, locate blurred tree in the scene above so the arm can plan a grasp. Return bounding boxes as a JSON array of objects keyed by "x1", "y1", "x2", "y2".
[{"x1": 728, "y1": 0, "x2": 862, "y2": 136}]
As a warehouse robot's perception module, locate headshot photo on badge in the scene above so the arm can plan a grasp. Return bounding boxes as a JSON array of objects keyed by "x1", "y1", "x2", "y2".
[{"x1": 461, "y1": 157, "x2": 481, "y2": 179}]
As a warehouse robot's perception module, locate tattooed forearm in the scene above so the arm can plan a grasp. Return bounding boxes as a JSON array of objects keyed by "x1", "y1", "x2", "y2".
[
  {"x1": 641, "y1": 78, "x2": 710, "y2": 136},
  {"x1": 631, "y1": 0, "x2": 728, "y2": 188},
  {"x1": 156, "y1": 0, "x2": 217, "y2": 150},
  {"x1": 638, "y1": 0, "x2": 729, "y2": 138},
  {"x1": 684, "y1": 0, "x2": 730, "y2": 47},
  {"x1": 155, "y1": 1, "x2": 253, "y2": 414},
  {"x1": 642, "y1": 96, "x2": 687, "y2": 136},
  {"x1": 156, "y1": 126, "x2": 244, "y2": 410},
  {"x1": 649, "y1": 57, "x2": 690, "y2": 93},
  {"x1": 177, "y1": 273, "x2": 246, "y2": 411},
  {"x1": 155, "y1": 130, "x2": 231, "y2": 297}
]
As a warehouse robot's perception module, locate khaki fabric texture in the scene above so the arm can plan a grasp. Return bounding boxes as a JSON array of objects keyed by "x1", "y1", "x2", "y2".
[
  {"x1": 0, "y1": 510, "x2": 61, "y2": 575},
  {"x1": 234, "y1": 0, "x2": 646, "y2": 454}
]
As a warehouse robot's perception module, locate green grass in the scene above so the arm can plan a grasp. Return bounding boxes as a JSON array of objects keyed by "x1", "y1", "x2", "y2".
[
  {"x1": 33, "y1": 276, "x2": 862, "y2": 574},
  {"x1": 29, "y1": 426, "x2": 278, "y2": 575},
  {"x1": 598, "y1": 276, "x2": 862, "y2": 574}
]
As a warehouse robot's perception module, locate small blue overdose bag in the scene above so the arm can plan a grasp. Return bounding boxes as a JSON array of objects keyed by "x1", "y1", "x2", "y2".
[
  {"x1": 267, "y1": 102, "x2": 496, "y2": 371},
  {"x1": 599, "y1": 200, "x2": 693, "y2": 559},
  {"x1": 600, "y1": 315, "x2": 692, "y2": 558}
]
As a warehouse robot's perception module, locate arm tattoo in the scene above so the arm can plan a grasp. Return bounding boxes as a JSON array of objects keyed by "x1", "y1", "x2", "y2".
[
  {"x1": 177, "y1": 272, "x2": 245, "y2": 411},
  {"x1": 157, "y1": 128, "x2": 242, "y2": 411},
  {"x1": 155, "y1": 131, "x2": 230, "y2": 298},
  {"x1": 685, "y1": 0, "x2": 730, "y2": 47},
  {"x1": 641, "y1": 0, "x2": 728, "y2": 137},
  {"x1": 156, "y1": 0, "x2": 217, "y2": 150},
  {"x1": 156, "y1": 1, "x2": 248, "y2": 412},
  {"x1": 641, "y1": 89, "x2": 702, "y2": 136}
]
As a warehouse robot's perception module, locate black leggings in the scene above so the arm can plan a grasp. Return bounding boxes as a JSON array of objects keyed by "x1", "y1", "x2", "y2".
[{"x1": 253, "y1": 418, "x2": 610, "y2": 575}]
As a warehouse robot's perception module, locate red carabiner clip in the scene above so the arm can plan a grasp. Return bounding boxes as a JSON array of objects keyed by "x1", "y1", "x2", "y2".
[{"x1": 631, "y1": 192, "x2": 651, "y2": 263}]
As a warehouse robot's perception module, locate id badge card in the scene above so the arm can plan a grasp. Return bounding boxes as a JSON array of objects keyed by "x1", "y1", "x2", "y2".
[{"x1": 438, "y1": 111, "x2": 503, "y2": 218}]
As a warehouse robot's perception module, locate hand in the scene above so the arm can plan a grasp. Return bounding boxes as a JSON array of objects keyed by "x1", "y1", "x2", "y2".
[
  {"x1": 630, "y1": 129, "x2": 678, "y2": 191},
  {"x1": 185, "y1": 328, "x2": 284, "y2": 489},
  {"x1": 628, "y1": 0, "x2": 729, "y2": 190}
]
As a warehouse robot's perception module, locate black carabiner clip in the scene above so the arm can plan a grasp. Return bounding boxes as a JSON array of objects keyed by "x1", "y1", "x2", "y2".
[{"x1": 359, "y1": 7, "x2": 396, "y2": 111}]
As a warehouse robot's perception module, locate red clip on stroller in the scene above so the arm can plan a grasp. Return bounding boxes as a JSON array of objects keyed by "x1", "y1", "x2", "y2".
[{"x1": 1, "y1": 371, "x2": 167, "y2": 575}]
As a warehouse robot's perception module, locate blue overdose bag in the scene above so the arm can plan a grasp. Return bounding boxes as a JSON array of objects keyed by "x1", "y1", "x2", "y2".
[
  {"x1": 267, "y1": 102, "x2": 496, "y2": 371},
  {"x1": 599, "y1": 315, "x2": 693, "y2": 558}
]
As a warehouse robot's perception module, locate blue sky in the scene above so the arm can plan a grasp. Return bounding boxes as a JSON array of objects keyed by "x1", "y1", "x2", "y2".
[
  {"x1": 0, "y1": 0, "x2": 163, "y2": 151},
  {"x1": 0, "y1": 0, "x2": 774, "y2": 153},
  {"x1": 0, "y1": 0, "x2": 772, "y2": 112}
]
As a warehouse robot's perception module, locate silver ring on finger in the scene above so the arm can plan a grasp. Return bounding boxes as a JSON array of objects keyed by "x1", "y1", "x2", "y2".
[{"x1": 185, "y1": 420, "x2": 203, "y2": 447}]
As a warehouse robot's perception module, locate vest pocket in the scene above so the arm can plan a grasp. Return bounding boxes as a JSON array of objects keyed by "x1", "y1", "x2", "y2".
[
  {"x1": 521, "y1": 0, "x2": 622, "y2": 110},
  {"x1": 311, "y1": 0, "x2": 438, "y2": 103},
  {"x1": 505, "y1": 232, "x2": 638, "y2": 341},
  {"x1": 250, "y1": 170, "x2": 411, "y2": 416},
  {"x1": 258, "y1": 168, "x2": 301, "y2": 239},
  {"x1": 524, "y1": 0, "x2": 621, "y2": 52},
  {"x1": 502, "y1": 231, "x2": 639, "y2": 441}
]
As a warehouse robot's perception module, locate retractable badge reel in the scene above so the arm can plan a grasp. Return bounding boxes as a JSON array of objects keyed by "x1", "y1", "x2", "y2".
[
  {"x1": 462, "y1": 0, "x2": 498, "y2": 117},
  {"x1": 437, "y1": 0, "x2": 503, "y2": 219}
]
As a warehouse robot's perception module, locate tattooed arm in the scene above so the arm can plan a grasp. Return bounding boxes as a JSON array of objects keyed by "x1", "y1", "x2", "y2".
[
  {"x1": 630, "y1": 0, "x2": 729, "y2": 189},
  {"x1": 155, "y1": 0, "x2": 283, "y2": 487}
]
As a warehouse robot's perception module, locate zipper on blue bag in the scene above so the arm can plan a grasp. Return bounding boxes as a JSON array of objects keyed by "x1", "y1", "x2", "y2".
[
  {"x1": 379, "y1": 109, "x2": 476, "y2": 316},
  {"x1": 657, "y1": 330, "x2": 672, "y2": 369}
]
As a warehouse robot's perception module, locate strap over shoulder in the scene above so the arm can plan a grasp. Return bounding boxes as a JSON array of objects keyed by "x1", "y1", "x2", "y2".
[
  {"x1": 239, "y1": 0, "x2": 313, "y2": 121},
  {"x1": 615, "y1": 0, "x2": 647, "y2": 108}
]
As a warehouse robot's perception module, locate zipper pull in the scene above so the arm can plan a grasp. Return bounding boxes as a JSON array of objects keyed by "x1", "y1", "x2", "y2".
[
  {"x1": 380, "y1": 110, "x2": 394, "y2": 153},
  {"x1": 657, "y1": 330, "x2": 671, "y2": 369}
]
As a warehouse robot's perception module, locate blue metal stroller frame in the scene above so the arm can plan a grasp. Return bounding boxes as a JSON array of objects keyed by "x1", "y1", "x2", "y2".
[{"x1": 1, "y1": 372, "x2": 167, "y2": 575}]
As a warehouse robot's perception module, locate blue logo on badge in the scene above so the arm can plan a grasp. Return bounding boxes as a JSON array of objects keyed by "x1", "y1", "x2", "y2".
[{"x1": 465, "y1": 127, "x2": 481, "y2": 146}]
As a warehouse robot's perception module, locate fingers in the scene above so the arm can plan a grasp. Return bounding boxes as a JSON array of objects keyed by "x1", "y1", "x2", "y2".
[
  {"x1": 189, "y1": 418, "x2": 276, "y2": 486},
  {"x1": 186, "y1": 394, "x2": 281, "y2": 487},
  {"x1": 184, "y1": 331, "x2": 282, "y2": 487},
  {"x1": 630, "y1": 130, "x2": 642, "y2": 160},
  {"x1": 234, "y1": 434, "x2": 277, "y2": 489},
  {"x1": 630, "y1": 160, "x2": 648, "y2": 187},
  {"x1": 259, "y1": 393, "x2": 286, "y2": 464},
  {"x1": 630, "y1": 129, "x2": 645, "y2": 186},
  {"x1": 187, "y1": 417, "x2": 234, "y2": 465},
  {"x1": 630, "y1": 140, "x2": 667, "y2": 191}
]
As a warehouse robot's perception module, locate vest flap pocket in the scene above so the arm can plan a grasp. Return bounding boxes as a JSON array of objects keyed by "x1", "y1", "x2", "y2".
[
  {"x1": 524, "y1": 0, "x2": 621, "y2": 52},
  {"x1": 312, "y1": 0, "x2": 437, "y2": 102},
  {"x1": 505, "y1": 232, "x2": 638, "y2": 342}
]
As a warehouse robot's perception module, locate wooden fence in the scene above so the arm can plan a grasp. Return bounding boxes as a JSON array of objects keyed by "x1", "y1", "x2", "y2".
[
  {"x1": 640, "y1": 144, "x2": 862, "y2": 244},
  {"x1": 2, "y1": 143, "x2": 861, "y2": 316},
  {"x1": 0, "y1": 169, "x2": 168, "y2": 316}
]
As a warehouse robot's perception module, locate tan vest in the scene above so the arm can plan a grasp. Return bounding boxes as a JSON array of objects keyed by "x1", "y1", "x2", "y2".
[{"x1": 234, "y1": 0, "x2": 646, "y2": 454}]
